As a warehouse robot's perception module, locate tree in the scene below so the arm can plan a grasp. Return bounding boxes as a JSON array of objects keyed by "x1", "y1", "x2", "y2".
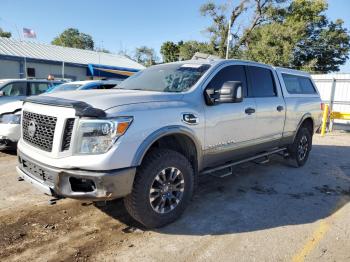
[
  {"x1": 199, "y1": 0, "x2": 349, "y2": 72},
  {"x1": 178, "y1": 41, "x2": 213, "y2": 60},
  {"x1": 118, "y1": 49, "x2": 132, "y2": 59},
  {"x1": 200, "y1": 0, "x2": 285, "y2": 58},
  {"x1": 160, "y1": 41, "x2": 180, "y2": 62},
  {"x1": 0, "y1": 28, "x2": 11, "y2": 38},
  {"x1": 245, "y1": 0, "x2": 350, "y2": 73},
  {"x1": 52, "y1": 28, "x2": 94, "y2": 50},
  {"x1": 134, "y1": 46, "x2": 158, "y2": 66}
]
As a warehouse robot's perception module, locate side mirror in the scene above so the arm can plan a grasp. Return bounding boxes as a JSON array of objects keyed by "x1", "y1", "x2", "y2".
[{"x1": 205, "y1": 81, "x2": 243, "y2": 105}]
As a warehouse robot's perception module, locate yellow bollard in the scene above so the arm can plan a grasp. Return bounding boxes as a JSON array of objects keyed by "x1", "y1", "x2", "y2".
[{"x1": 321, "y1": 104, "x2": 329, "y2": 137}]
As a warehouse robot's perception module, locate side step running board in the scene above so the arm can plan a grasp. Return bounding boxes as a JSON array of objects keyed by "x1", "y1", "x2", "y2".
[{"x1": 201, "y1": 148, "x2": 287, "y2": 176}]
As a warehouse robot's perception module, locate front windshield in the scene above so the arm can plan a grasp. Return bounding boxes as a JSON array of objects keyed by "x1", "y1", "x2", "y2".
[
  {"x1": 50, "y1": 83, "x2": 84, "y2": 92},
  {"x1": 118, "y1": 63, "x2": 210, "y2": 92}
]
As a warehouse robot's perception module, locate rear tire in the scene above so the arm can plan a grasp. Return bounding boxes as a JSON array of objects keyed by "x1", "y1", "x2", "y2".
[
  {"x1": 124, "y1": 149, "x2": 194, "y2": 228},
  {"x1": 288, "y1": 127, "x2": 312, "y2": 167}
]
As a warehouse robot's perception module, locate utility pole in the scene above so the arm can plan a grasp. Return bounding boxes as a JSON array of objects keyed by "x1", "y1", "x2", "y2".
[{"x1": 226, "y1": 18, "x2": 232, "y2": 59}]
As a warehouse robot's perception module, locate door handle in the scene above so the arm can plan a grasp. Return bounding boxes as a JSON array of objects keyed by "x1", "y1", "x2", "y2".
[
  {"x1": 277, "y1": 105, "x2": 284, "y2": 112},
  {"x1": 245, "y1": 107, "x2": 256, "y2": 115}
]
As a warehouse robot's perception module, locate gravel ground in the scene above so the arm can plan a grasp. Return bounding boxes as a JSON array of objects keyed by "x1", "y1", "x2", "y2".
[{"x1": 0, "y1": 132, "x2": 350, "y2": 262}]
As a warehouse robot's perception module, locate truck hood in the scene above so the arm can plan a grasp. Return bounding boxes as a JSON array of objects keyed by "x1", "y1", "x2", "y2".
[{"x1": 41, "y1": 89, "x2": 183, "y2": 110}]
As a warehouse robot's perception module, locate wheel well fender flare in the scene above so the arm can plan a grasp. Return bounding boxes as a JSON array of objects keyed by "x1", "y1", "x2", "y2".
[
  {"x1": 293, "y1": 113, "x2": 314, "y2": 140},
  {"x1": 131, "y1": 125, "x2": 203, "y2": 169}
]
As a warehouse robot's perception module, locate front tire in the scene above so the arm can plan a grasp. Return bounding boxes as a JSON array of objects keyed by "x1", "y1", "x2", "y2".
[
  {"x1": 288, "y1": 127, "x2": 312, "y2": 167},
  {"x1": 124, "y1": 149, "x2": 194, "y2": 228}
]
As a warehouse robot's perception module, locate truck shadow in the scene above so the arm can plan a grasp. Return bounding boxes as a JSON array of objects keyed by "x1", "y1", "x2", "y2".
[{"x1": 98, "y1": 144, "x2": 350, "y2": 235}]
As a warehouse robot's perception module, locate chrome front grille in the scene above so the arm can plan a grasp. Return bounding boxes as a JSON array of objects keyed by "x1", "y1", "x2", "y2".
[{"x1": 22, "y1": 111, "x2": 57, "y2": 152}]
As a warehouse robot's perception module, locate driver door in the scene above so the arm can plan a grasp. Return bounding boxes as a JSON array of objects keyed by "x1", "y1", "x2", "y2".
[{"x1": 203, "y1": 65, "x2": 257, "y2": 168}]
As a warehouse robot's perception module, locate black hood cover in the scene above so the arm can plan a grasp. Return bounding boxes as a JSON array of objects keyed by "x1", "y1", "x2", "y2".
[{"x1": 24, "y1": 96, "x2": 106, "y2": 118}]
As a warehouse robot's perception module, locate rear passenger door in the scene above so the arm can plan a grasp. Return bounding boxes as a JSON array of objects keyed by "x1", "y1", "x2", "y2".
[{"x1": 246, "y1": 66, "x2": 285, "y2": 144}]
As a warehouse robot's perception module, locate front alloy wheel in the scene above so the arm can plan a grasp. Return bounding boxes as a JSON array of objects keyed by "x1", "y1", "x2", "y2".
[
  {"x1": 149, "y1": 167, "x2": 185, "y2": 214},
  {"x1": 124, "y1": 149, "x2": 194, "y2": 228}
]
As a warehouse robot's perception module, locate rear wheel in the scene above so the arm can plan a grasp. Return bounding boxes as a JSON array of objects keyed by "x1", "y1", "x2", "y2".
[
  {"x1": 288, "y1": 127, "x2": 312, "y2": 167},
  {"x1": 124, "y1": 149, "x2": 194, "y2": 228}
]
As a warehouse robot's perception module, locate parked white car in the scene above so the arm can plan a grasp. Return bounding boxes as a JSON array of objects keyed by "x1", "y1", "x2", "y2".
[
  {"x1": 0, "y1": 79, "x2": 63, "y2": 150},
  {"x1": 0, "y1": 100, "x2": 22, "y2": 149}
]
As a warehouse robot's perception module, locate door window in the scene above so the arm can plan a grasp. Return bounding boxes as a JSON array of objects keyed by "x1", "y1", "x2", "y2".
[
  {"x1": 247, "y1": 66, "x2": 277, "y2": 97},
  {"x1": 29, "y1": 82, "x2": 49, "y2": 95},
  {"x1": 1, "y1": 82, "x2": 27, "y2": 96},
  {"x1": 206, "y1": 65, "x2": 247, "y2": 97}
]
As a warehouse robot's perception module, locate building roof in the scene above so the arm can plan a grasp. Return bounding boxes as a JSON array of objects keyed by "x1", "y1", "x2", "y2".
[{"x1": 0, "y1": 37, "x2": 144, "y2": 70}]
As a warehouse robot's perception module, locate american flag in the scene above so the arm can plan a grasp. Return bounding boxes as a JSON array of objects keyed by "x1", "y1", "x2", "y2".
[{"x1": 23, "y1": 28, "x2": 36, "y2": 38}]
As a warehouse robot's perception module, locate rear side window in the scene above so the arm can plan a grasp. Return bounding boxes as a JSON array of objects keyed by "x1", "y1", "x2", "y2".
[
  {"x1": 29, "y1": 82, "x2": 49, "y2": 95},
  {"x1": 207, "y1": 65, "x2": 247, "y2": 97},
  {"x1": 282, "y1": 74, "x2": 316, "y2": 94},
  {"x1": 247, "y1": 66, "x2": 277, "y2": 97}
]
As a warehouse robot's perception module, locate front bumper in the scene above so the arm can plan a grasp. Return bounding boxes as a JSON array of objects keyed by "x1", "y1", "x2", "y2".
[{"x1": 17, "y1": 150, "x2": 136, "y2": 200}]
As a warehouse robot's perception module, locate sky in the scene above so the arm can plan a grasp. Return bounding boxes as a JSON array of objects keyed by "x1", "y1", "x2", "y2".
[{"x1": 0, "y1": 0, "x2": 350, "y2": 72}]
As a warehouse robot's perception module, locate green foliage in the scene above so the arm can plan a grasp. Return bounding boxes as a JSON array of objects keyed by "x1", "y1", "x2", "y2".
[
  {"x1": 192, "y1": 0, "x2": 350, "y2": 72},
  {"x1": 178, "y1": 41, "x2": 213, "y2": 60},
  {"x1": 51, "y1": 28, "x2": 94, "y2": 50},
  {"x1": 134, "y1": 46, "x2": 158, "y2": 67},
  {"x1": 245, "y1": 0, "x2": 350, "y2": 73},
  {"x1": 160, "y1": 41, "x2": 180, "y2": 62},
  {"x1": 0, "y1": 28, "x2": 11, "y2": 38},
  {"x1": 200, "y1": 0, "x2": 285, "y2": 58}
]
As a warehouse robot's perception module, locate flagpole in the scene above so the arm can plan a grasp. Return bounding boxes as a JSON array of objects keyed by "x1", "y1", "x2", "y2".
[{"x1": 15, "y1": 24, "x2": 22, "y2": 40}]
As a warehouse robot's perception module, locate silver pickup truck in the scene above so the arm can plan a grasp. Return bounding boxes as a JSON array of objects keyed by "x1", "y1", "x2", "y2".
[{"x1": 16, "y1": 59, "x2": 322, "y2": 228}]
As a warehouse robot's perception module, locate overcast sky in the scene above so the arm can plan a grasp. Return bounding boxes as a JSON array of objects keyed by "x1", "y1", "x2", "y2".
[{"x1": 1, "y1": 0, "x2": 349, "y2": 72}]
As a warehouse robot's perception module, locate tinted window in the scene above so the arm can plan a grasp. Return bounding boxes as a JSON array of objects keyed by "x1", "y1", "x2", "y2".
[
  {"x1": 282, "y1": 74, "x2": 316, "y2": 94},
  {"x1": 1, "y1": 82, "x2": 27, "y2": 96},
  {"x1": 247, "y1": 66, "x2": 276, "y2": 97},
  {"x1": 30, "y1": 82, "x2": 49, "y2": 95},
  {"x1": 206, "y1": 65, "x2": 247, "y2": 97}
]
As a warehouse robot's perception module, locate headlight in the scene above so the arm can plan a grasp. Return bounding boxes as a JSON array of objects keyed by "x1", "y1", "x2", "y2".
[
  {"x1": 0, "y1": 113, "x2": 21, "y2": 124},
  {"x1": 75, "y1": 117, "x2": 133, "y2": 154}
]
